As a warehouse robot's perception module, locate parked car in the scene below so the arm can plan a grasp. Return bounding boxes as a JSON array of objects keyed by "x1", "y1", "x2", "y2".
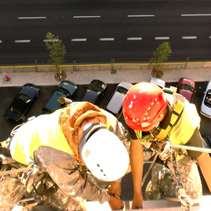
[
  {"x1": 42, "y1": 80, "x2": 77, "y2": 113},
  {"x1": 177, "y1": 77, "x2": 195, "y2": 102},
  {"x1": 6, "y1": 83, "x2": 40, "y2": 122},
  {"x1": 149, "y1": 77, "x2": 165, "y2": 89},
  {"x1": 105, "y1": 81, "x2": 133, "y2": 118},
  {"x1": 82, "y1": 79, "x2": 107, "y2": 104},
  {"x1": 200, "y1": 81, "x2": 211, "y2": 118}
]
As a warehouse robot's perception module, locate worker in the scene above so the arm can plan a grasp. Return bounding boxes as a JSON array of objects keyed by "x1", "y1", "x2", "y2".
[
  {"x1": 122, "y1": 82, "x2": 211, "y2": 209},
  {"x1": 0, "y1": 101, "x2": 130, "y2": 211}
]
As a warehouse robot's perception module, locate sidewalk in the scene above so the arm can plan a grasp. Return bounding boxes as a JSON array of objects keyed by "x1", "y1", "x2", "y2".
[{"x1": 0, "y1": 62, "x2": 211, "y2": 87}]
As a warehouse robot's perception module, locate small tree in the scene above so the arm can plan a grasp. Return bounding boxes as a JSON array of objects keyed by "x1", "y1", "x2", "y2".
[
  {"x1": 150, "y1": 42, "x2": 172, "y2": 78},
  {"x1": 45, "y1": 32, "x2": 66, "y2": 81}
]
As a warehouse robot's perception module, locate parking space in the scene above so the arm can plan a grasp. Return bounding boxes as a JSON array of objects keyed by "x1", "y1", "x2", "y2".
[{"x1": 0, "y1": 83, "x2": 118, "y2": 141}]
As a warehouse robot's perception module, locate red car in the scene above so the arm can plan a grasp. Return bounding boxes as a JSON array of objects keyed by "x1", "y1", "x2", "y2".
[{"x1": 177, "y1": 77, "x2": 195, "y2": 102}]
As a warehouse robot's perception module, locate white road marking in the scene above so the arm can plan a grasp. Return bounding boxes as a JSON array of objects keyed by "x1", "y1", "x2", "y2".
[
  {"x1": 181, "y1": 14, "x2": 211, "y2": 17},
  {"x1": 182, "y1": 36, "x2": 197, "y2": 39},
  {"x1": 127, "y1": 37, "x2": 142, "y2": 40},
  {"x1": 73, "y1": 16, "x2": 101, "y2": 19},
  {"x1": 99, "y1": 38, "x2": 115, "y2": 41},
  {"x1": 154, "y1": 37, "x2": 170, "y2": 40},
  {"x1": 71, "y1": 38, "x2": 87, "y2": 42},
  {"x1": 15, "y1": 40, "x2": 31, "y2": 43},
  {"x1": 0, "y1": 40, "x2": 2, "y2": 43},
  {"x1": 18, "y1": 17, "x2": 46, "y2": 20},
  {"x1": 43, "y1": 39, "x2": 58, "y2": 42},
  {"x1": 127, "y1": 14, "x2": 155, "y2": 18}
]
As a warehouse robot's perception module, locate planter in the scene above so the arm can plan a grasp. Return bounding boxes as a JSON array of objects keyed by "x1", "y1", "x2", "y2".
[
  {"x1": 151, "y1": 68, "x2": 164, "y2": 79},
  {"x1": 54, "y1": 69, "x2": 67, "y2": 81}
]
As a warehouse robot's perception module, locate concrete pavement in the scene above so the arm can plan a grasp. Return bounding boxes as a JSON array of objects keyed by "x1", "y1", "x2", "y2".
[{"x1": 0, "y1": 62, "x2": 211, "y2": 87}]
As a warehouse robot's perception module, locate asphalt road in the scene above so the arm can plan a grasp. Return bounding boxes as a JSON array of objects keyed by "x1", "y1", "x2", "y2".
[
  {"x1": 0, "y1": 81, "x2": 210, "y2": 210},
  {"x1": 1, "y1": 1, "x2": 211, "y2": 64}
]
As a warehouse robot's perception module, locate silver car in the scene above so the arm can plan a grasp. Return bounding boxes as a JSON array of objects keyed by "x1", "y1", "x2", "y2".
[
  {"x1": 105, "y1": 81, "x2": 133, "y2": 118},
  {"x1": 200, "y1": 81, "x2": 211, "y2": 118}
]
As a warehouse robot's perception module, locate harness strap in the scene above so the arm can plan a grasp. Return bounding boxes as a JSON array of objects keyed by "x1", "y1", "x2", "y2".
[{"x1": 155, "y1": 100, "x2": 185, "y2": 140}]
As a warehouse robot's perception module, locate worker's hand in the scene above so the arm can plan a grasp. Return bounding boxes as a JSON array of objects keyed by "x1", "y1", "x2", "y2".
[
  {"x1": 131, "y1": 193, "x2": 143, "y2": 209},
  {"x1": 108, "y1": 195, "x2": 124, "y2": 210},
  {"x1": 108, "y1": 181, "x2": 121, "y2": 197}
]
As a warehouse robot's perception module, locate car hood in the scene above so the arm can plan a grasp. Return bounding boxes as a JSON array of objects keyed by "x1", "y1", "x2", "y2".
[{"x1": 20, "y1": 87, "x2": 38, "y2": 99}]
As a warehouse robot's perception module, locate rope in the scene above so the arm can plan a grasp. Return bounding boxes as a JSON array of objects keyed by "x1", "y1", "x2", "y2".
[
  {"x1": 170, "y1": 144, "x2": 211, "y2": 153},
  {"x1": 0, "y1": 167, "x2": 33, "y2": 176}
]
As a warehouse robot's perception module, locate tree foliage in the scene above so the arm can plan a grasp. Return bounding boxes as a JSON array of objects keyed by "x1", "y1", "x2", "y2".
[
  {"x1": 150, "y1": 42, "x2": 172, "y2": 70},
  {"x1": 45, "y1": 32, "x2": 66, "y2": 70}
]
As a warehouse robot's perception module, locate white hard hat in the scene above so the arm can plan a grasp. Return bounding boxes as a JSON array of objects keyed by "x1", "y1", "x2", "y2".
[{"x1": 79, "y1": 124, "x2": 129, "y2": 181}]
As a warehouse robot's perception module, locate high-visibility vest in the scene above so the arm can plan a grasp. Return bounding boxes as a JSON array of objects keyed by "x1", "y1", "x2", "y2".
[
  {"x1": 10, "y1": 102, "x2": 110, "y2": 165},
  {"x1": 135, "y1": 93, "x2": 201, "y2": 145},
  {"x1": 10, "y1": 109, "x2": 73, "y2": 164}
]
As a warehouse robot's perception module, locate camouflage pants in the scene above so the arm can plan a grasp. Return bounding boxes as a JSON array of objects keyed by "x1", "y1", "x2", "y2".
[
  {"x1": 144, "y1": 153, "x2": 202, "y2": 200},
  {"x1": 0, "y1": 175, "x2": 86, "y2": 211}
]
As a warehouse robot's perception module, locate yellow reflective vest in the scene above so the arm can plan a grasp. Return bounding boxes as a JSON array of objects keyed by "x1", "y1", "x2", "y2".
[
  {"x1": 9, "y1": 102, "x2": 115, "y2": 165},
  {"x1": 10, "y1": 109, "x2": 73, "y2": 164}
]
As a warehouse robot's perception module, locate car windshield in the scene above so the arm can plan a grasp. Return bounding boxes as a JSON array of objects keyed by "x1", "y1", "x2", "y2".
[
  {"x1": 117, "y1": 86, "x2": 128, "y2": 95},
  {"x1": 180, "y1": 84, "x2": 194, "y2": 92},
  {"x1": 207, "y1": 90, "x2": 211, "y2": 95},
  {"x1": 205, "y1": 90, "x2": 211, "y2": 107},
  {"x1": 88, "y1": 83, "x2": 104, "y2": 92},
  {"x1": 57, "y1": 87, "x2": 70, "y2": 96},
  {"x1": 10, "y1": 94, "x2": 30, "y2": 115}
]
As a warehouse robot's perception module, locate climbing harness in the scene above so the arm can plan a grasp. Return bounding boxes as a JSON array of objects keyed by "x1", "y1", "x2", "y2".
[{"x1": 142, "y1": 133, "x2": 210, "y2": 211}]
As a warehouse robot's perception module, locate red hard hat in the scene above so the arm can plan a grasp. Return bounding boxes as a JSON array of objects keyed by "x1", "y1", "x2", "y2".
[{"x1": 123, "y1": 82, "x2": 168, "y2": 131}]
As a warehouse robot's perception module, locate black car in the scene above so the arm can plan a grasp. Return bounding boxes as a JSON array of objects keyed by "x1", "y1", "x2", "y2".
[
  {"x1": 82, "y1": 79, "x2": 107, "y2": 104},
  {"x1": 6, "y1": 83, "x2": 40, "y2": 122}
]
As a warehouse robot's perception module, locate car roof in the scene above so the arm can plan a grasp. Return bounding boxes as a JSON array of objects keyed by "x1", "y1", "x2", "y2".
[
  {"x1": 82, "y1": 90, "x2": 98, "y2": 103},
  {"x1": 20, "y1": 84, "x2": 38, "y2": 99},
  {"x1": 106, "y1": 81, "x2": 133, "y2": 114}
]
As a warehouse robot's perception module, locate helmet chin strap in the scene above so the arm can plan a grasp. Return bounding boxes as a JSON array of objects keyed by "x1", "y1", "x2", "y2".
[{"x1": 78, "y1": 123, "x2": 106, "y2": 165}]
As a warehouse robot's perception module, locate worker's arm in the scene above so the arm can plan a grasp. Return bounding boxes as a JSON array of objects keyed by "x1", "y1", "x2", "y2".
[
  {"x1": 108, "y1": 181, "x2": 124, "y2": 210},
  {"x1": 34, "y1": 146, "x2": 110, "y2": 203},
  {"x1": 197, "y1": 152, "x2": 211, "y2": 193},
  {"x1": 130, "y1": 138, "x2": 144, "y2": 209}
]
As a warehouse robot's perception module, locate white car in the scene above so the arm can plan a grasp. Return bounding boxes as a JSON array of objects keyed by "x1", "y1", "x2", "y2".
[
  {"x1": 149, "y1": 77, "x2": 166, "y2": 89},
  {"x1": 200, "y1": 81, "x2": 211, "y2": 118},
  {"x1": 105, "y1": 81, "x2": 133, "y2": 118}
]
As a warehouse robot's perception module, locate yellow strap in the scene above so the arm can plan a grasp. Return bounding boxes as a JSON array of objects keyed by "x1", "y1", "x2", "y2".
[{"x1": 155, "y1": 100, "x2": 185, "y2": 140}]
